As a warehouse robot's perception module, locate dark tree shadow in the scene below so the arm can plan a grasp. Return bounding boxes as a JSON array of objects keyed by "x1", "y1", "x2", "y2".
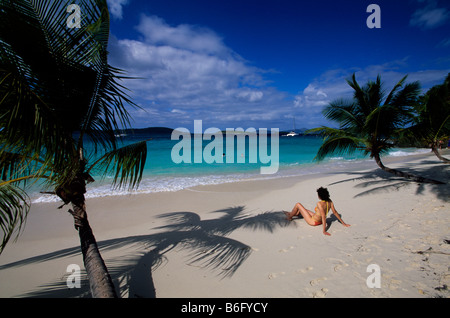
[
  {"x1": 328, "y1": 162, "x2": 450, "y2": 202},
  {"x1": 0, "y1": 206, "x2": 289, "y2": 298}
]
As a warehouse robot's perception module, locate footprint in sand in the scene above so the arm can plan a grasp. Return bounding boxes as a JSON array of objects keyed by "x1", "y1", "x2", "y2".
[
  {"x1": 333, "y1": 264, "x2": 346, "y2": 272},
  {"x1": 310, "y1": 277, "x2": 327, "y2": 286},
  {"x1": 356, "y1": 243, "x2": 382, "y2": 256},
  {"x1": 325, "y1": 258, "x2": 349, "y2": 272},
  {"x1": 387, "y1": 278, "x2": 402, "y2": 291},
  {"x1": 268, "y1": 272, "x2": 286, "y2": 280},
  {"x1": 297, "y1": 266, "x2": 314, "y2": 274},
  {"x1": 279, "y1": 246, "x2": 295, "y2": 253},
  {"x1": 312, "y1": 288, "x2": 329, "y2": 298}
]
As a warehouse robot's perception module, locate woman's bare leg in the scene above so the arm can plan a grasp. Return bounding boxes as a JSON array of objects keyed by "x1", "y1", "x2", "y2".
[
  {"x1": 285, "y1": 203, "x2": 315, "y2": 225},
  {"x1": 284, "y1": 203, "x2": 300, "y2": 220}
]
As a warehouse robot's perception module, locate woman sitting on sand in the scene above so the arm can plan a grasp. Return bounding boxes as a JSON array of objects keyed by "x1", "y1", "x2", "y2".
[{"x1": 284, "y1": 187, "x2": 350, "y2": 236}]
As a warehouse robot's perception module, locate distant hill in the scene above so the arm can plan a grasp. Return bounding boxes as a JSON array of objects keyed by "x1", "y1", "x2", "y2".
[
  {"x1": 280, "y1": 128, "x2": 314, "y2": 135},
  {"x1": 120, "y1": 127, "x2": 174, "y2": 135},
  {"x1": 117, "y1": 126, "x2": 320, "y2": 136}
]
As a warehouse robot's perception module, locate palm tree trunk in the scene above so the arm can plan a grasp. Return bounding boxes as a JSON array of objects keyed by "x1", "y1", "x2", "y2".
[
  {"x1": 373, "y1": 153, "x2": 445, "y2": 184},
  {"x1": 431, "y1": 145, "x2": 450, "y2": 164},
  {"x1": 67, "y1": 182, "x2": 118, "y2": 298},
  {"x1": 69, "y1": 203, "x2": 118, "y2": 298}
]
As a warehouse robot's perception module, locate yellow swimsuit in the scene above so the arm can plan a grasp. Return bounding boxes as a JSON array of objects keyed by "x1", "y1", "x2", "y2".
[{"x1": 313, "y1": 200, "x2": 329, "y2": 225}]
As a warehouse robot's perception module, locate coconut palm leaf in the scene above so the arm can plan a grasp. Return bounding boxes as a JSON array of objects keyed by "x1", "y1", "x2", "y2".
[
  {"x1": 384, "y1": 75, "x2": 408, "y2": 106},
  {"x1": 307, "y1": 127, "x2": 365, "y2": 161},
  {"x1": 309, "y1": 73, "x2": 444, "y2": 184},
  {"x1": 365, "y1": 75, "x2": 384, "y2": 110},
  {"x1": 1, "y1": 0, "x2": 86, "y2": 171},
  {"x1": 0, "y1": 0, "x2": 147, "y2": 296},
  {"x1": 0, "y1": 0, "x2": 137, "y2": 157},
  {"x1": 87, "y1": 141, "x2": 148, "y2": 190},
  {"x1": 404, "y1": 74, "x2": 450, "y2": 163},
  {"x1": 0, "y1": 69, "x2": 76, "y2": 178},
  {"x1": 389, "y1": 81, "x2": 421, "y2": 108},
  {"x1": 346, "y1": 73, "x2": 374, "y2": 117},
  {"x1": 0, "y1": 182, "x2": 30, "y2": 252},
  {"x1": 435, "y1": 115, "x2": 450, "y2": 139},
  {"x1": 0, "y1": 150, "x2": 42, "y2": 183},
  {"x1": 322, "y1": 98, "x2": 363, "y2": 130},
  {"x1": 0, "y1": 0, "x2": 143, "y2": 229}
]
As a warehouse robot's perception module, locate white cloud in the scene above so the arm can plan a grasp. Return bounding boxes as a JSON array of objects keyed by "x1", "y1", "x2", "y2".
[
  {"x1": 410, "y1": 0, "x2": 450, "y2": 29},
  {"x1": 107, "y1": 11, "x2": 449, "y2": 130},
  {"x1": 107, "y1": 0, "x2": 129, "y2": 20},
  {"x1": 293, "y1": 60, "x2": 450, "y2": 125},
  {"x1": 437, "y1": 37, "x2": 450, "y2": 47},
  {"x1": 236, "y1": 90, "x2": 264, "y2": 102},
  {"x1": 171, "y1": 109, "x2": 186, "y2": 114},
  {"x1": 108, "y1": 15, "x2": 289, "y2": 129},
  {"x1": 135, "y1": 15, "x2": 228, "y2": 55},
  {"x1": 294, "y1": 84, "x2": 329, "y2": 110}
]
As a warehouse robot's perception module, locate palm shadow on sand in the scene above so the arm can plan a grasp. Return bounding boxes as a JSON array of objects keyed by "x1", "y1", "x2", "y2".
[
  {"x1": 327, "y1": 163, "x2": 449, "y2": 202},
  {"x1": 1, "y1": 206, "x2": 289, "y2": 298}
]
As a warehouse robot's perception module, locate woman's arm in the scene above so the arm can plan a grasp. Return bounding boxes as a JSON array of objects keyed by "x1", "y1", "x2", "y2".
[
  {"x1": 319, "y1": 203, "x2": 331, "y2": 236},
  {"x1": 331, "y1": 202, "x2": 350, "y2": 227}
]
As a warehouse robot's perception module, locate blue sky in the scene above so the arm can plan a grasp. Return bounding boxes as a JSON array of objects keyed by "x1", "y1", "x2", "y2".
[{"x1": 106, "y1": 0, "x2": 450, "y2": 131}]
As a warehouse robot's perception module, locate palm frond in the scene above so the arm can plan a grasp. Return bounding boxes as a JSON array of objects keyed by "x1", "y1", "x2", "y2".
[
  {"x1": 384, "y1": 75, "x2": 408, "y2": 106},
  {"x1": 87, "y1": 141, "x2": 148, "y2": 190},
  {"x1": 346, "y1": 73, "x2": 372, "y2": 117},
  {"x1": 80, "y1": 65, "x2": 139, "y2": 154},
  {"x1": 0, "y1": 182, "x2": 30, "y2": 253},
  {"x1": 365, "y1": 81, "x2": 419, "y2": 139},
  {"x1": 0, "y1": 75, "x2": 78, "y2": 252},
  {"x1": 71, "y1": 0, "x2": 141, "y2": 154},
  {"x1": 389, "y1": 81, "x2": 421, "y2": 109},
  {"x1": 435, "y1": 115, "x2": 450, "y2": 140},
  {"x1": 316, "y1": 135, "x2": 365, "y2": 162},
  {"x1": 364, "y1": 105, "x2": 395, "y2": 138},
  {"x1": 0, "y1": 0, "x2": 82, "y2": 170},
  {"x1": 0, "y1": 150, "x2": 42, "y2": 184},
  {"x1": 306, "y1": 127, "x2": 365, "y2": 161},
  {"x1": 322, "y1": 98, "x2": 362, "y2": 129},
  {"x1": 0, "y1": 0, "x2": 148, "y2": 256},
  {"x1": 0, "y1": 0, "x2": 136, "y2": 156},
  {"x1": 419, "y1": 78, "x2": 449, "y2": 137},
  {"x1": 365, "y1": 75, "x2": 385, "y2": 110}
]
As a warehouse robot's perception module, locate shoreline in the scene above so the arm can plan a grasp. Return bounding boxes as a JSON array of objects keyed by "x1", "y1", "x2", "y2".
[
  {"x1": 0, "y1": 151, "x2": 449, "y2": 298},
  {"x1": 30, "y1": 148, "x2": 436, "y2": 204}
]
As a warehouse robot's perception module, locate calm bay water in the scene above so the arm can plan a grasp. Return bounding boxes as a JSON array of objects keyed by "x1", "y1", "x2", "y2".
[{"x1": 31, "y1": 131, "x2": 429, "y2": 203}]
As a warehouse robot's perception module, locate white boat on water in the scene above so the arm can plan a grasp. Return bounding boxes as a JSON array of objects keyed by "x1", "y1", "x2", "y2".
[{"x1": 284, "y1": 117, "x2": 298, "y2": 137}]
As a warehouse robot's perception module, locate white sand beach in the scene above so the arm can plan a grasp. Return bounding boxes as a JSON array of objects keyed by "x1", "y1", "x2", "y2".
[{"x1": 0, "y1": 151, "x2": 449, "y2": 298}]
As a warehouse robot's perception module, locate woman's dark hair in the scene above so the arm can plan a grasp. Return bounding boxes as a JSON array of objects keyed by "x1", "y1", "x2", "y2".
[{"x1": 317, "y1": 187, "x2": 331, "y2": 201}]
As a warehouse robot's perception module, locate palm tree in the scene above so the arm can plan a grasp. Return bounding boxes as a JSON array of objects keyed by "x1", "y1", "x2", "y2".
[
  {"x1": 405, "y1": 73, "x2": 450, "y2": 163},
  {"x1": 0, "y1": 0, "x2": 147, "y2": 297},
  {"x1": 308, "y1": 74, "x2": 444, "y2": 184}
]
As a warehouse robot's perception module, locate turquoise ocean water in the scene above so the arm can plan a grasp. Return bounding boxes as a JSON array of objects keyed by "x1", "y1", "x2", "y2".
[{"x1": 31, "y1": 130, "x2": 429, "y2": 203}]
